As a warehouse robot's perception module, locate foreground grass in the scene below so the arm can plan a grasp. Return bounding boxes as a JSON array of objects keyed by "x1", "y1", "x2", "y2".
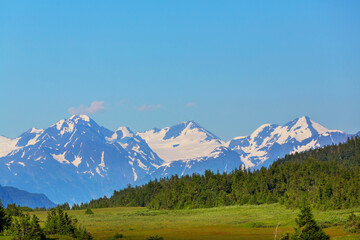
[{"x1": 2, "y1": 203, "x2": 360, "y2": 239}]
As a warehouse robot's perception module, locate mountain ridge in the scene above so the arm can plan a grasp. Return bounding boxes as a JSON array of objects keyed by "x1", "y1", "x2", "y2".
[
  {"x1": 0, "y1": 115, "x2": 356, "y2": 204},
  {"x1": 0, "y1": 184, "x2": 56, "y2": 208}
]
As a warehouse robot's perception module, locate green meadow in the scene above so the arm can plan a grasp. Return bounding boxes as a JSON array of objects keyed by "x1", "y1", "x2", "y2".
[{"x1": 5, "y1": 203, "x2": 358, "y2": 240}]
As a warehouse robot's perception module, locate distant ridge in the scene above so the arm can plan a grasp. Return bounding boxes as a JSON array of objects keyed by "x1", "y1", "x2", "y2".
[{"x1": 0, "y1": 185, "x2": 56, "y2": 209}]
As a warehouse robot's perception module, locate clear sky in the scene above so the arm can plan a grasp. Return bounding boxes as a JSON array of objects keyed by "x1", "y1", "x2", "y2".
[{"x1": 1, "y1": 1, "x2": 359, "y2": 140}]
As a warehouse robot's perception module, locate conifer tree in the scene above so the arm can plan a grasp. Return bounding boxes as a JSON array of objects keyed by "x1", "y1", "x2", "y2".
[
  {"x1": 290, "y1": 205, "x2": 329, "y2": 240},
  {"x1": 44, "y1": 207, "x2": 92, "y2": 239},
  {"x1": 0, "y1": 201, "x2": 11, "y2": 232},
  {"x1": 29, "y1": 215, "x2": 46, "y2": 240},
  {"x1": 44, "y1": 208, "x2": 57, "y2": 234}
]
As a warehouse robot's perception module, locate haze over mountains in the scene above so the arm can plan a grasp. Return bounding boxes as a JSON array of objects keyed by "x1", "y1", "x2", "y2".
[
  {"x1": 0, "y1": 184, "x2": 55, "y2": 209},
  {"x1": 0, "y1": 115, "x2": 355, "y2": 204}
]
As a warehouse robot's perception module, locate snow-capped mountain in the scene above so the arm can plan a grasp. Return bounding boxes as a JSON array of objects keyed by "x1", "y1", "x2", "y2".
[
  {"x1": 226, "y1": 116, "x2": 349, "y2": 168},
  {"x1": 0, "y1": 115, "x2": 162, "y2": 204},
  {"x1": 137, "y1": 121, "x2": 224, "y2": 162},
  {"x1": 0, "y1": 135, "x2": 21, "y2": 158},
  {"x1": 106, "y1": 126, "x2": 163, "y2": 175},
  {"x1": 0, "y1": 115, "x2": 355, "y2": 205}
]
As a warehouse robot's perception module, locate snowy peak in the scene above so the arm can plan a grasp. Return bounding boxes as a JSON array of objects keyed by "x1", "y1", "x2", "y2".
[
  {"x1": 283, "y1": 116, "x2": 343, "y2": 140},
  {"x1": 106, "y1": 126, "x2": 134, "y2": 142},
  {"x1": 137, "y1": 121, "x2": 224, "y2": 162},
  {"x1": 285, "y1": 116, "x2": 311, "y2": 127},
  {"x1": 163, "y1": 120, "x2": 220, "y2": 141},
  {"x1": 49, "y1": 115, "x2": 114, "y2": 140},
  {"x1": 228, "y1": 116, "x2": 350, "y2": 168},
  {"x1": 69, "y1": 114, "x2": 91, "y2": 122},
  {"x1": 52, "y1": 117, "x2": 84, "y2": 134},
  {"x1": 280, "y1": 116, "x2": 315, "y2": 143},
  {"x1": 115, "y1": 126, "x2": 134, "y2": 139},
  {"x1": 54, "y1": 115, "x2": 96, "y2": 130}
]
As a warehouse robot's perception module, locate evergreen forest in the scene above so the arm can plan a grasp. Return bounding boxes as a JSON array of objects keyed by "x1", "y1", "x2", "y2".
[{"x1": 73, "y1": 137, "x2": 360, "y2": 211}]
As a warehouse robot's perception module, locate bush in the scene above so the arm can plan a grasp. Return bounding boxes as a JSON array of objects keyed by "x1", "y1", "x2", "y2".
[
  {"x1": 344, "y1": 212, "x2": 360, "y2": 233},
  {"x1": 85, "y1": 208, "x2": 94, "y2": 215},
  {"x1": 146, "y1": 235, "x2": 164, "y2": 240},
  {"x1": 112, "y1": 232, "x2": 124, "y2": 239}
]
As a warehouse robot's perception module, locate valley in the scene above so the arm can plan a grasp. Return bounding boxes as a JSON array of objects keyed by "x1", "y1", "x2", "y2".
[{"x1": 1, "y1": 204, "x2": 359, "y2": 240}]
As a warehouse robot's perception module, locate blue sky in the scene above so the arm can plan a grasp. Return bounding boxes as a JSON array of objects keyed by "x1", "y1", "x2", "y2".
[{"x1": 1, "y1": 1, "x2": 359, "y2": 140}]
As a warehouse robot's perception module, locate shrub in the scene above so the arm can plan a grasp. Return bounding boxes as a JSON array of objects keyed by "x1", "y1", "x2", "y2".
[
  {"x1": 146, "y1": 235, "x2": 164, "y2": 240},
  {"x1": 344, "y1": 212, "x2": 360, "y2": 233},
  {"x1": 85, "y1": 208, "x2": 94, "y2": 215},
  {"x1": 112, "y1": 232, "x2": 124, "y2": 239}
]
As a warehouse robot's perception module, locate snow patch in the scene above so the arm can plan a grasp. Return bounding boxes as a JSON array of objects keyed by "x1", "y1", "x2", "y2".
[
  {"x1": 72, "y1": 156, "x2": 82, "y2": 167},
  {"x1": 95, "y1": 167, "x2": 104, "y2": 177},
  {"x1": 54, "y1": 120, "x2": 65, "y2": 130},
  {"x1": 137, "y1": 159, "x2": 148, "y2": 170},
  {"x1": 0, "y1": 136, "x2": 20, "y2": 157},
  {"x1": 18, "y1": 162, "x2": 26, "y2": 167},
  {"x1": 132, "y1": 168, "x2": 138, "y2": 181},
  {"x1": 26, "y1": 133, "x2": 41, "y2": 146},
  {"x1": 51, "y1": 153, "x2": 70, "y2": 164},
  {"x1": 30, "y1": 128, "x2": 44, "y2": 134},
  {"x1": 290, "y1": 139, "x2": 320, "y2": 154},
  {"x1": 99, "y1": 151, "x2": 105, "y2": 167}
]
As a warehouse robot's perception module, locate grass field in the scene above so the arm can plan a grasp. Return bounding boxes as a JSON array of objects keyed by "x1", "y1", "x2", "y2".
[{"x1": 2, "y1": 204, "x2": 360, "y2": 240}]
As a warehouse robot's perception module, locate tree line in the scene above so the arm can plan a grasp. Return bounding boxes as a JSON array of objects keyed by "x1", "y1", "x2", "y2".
[{"x1": 72, "y1": 137, "x2": 360, "y2": 210}]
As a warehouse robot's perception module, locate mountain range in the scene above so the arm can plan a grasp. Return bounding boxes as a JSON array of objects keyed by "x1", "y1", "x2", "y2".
[
  {"x1": 0, "y1": 184, "x2": 55, "y2": 209},
  {"x1": 0, "y1": 115, "x2": 356, "y2": 204}
]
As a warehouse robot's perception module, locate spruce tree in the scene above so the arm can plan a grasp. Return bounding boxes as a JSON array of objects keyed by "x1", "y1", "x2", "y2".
[
  {"x1": 290, "y1": 205, "x2": 329, "y2": 240},
  {"x1": 29, "y1": 215, "x2": 46, "y2": 240},
  {"x1": 44, "y1": 208, "x2": 57, "y2": 234},
  {"x1": 0, "y1": 201, "x2": 11, "y2": 232}
]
